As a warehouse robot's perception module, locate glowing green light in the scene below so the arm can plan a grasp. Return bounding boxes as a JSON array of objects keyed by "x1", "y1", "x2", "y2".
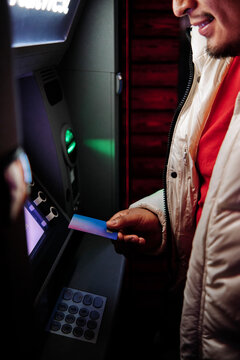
[
  {"x1": 67, "y1": 140, "x2": 76, "y2": 154},
  {"x1": 65, "y1": 129, "x2": 74, "y2": 144},
  {"x1": 84, "y1": 139, "x2": 115, "y2": 158},
  {"x1": 65, "y1": 128, "x2": 76, "y2": 156}
]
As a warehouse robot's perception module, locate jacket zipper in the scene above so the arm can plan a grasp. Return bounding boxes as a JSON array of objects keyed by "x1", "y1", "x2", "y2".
[{"x1": 162, "y1": 32, "x2": 194, "y2": 282}]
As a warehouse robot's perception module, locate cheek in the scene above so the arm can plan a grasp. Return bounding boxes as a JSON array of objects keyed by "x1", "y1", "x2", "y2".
[{"x1": 213, "y1": 21, "x2": 233, "y2": 44}]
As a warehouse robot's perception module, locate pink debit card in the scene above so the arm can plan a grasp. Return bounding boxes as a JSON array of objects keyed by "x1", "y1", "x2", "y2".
[{"x1": 68, "y1": 214, "x2": 118, "y2": 240}]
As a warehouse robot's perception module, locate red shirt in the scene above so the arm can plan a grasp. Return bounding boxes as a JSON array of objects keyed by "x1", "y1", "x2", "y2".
[{"x1": 196, "y1": 57, "x2": 240, "y2": 224}]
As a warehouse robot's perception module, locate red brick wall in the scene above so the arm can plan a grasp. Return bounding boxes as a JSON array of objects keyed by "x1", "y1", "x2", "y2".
[
  {"x1": 118, "y1": 0, "x2": 181, "y2": 315},
  {"x1": 107, "y1": 3, "x2": 182, "y2": 357},
  {"x1": 121, "y1": 0, "x2": 180, "y2": 206},
  {"x1": 109, "y1": 2, "x2": 182, "y2": 356}
]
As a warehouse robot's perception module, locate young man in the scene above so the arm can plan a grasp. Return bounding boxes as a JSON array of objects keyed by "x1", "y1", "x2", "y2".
[{"x1": 107, "y1": 0, "x2": 240, "y2": 358}]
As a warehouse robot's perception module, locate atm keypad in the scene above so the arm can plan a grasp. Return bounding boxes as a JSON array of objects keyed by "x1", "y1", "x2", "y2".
[{"x1": 47, "y1": 287, "x2": 106, "y2": 343}]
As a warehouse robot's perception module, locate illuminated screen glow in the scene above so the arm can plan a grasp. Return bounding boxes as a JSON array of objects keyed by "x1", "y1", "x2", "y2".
[
  {"x1": 8, "y1": 0, "x2": 81, "y2": 47},
  {"x1": 24, "y1": 207, "x2": 44, "y2": 255},
  {"x1": 9, "y1": 0, "x2": 70, "y2": 14},
  {"x1": 24, "y1": 203, "x2": 48, "y2": 255}
]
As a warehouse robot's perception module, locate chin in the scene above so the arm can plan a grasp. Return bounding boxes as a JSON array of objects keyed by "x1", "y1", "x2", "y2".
[{"x1": 206, "y1": 41, "x2": 240, "y2": 59}]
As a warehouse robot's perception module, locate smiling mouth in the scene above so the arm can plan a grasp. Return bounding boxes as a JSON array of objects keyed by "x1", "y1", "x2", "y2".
[
  {"x1": 191, "y1": 14, "x2": 215, "y2": 37},
  {"x1": 199, "y1": 17, "x2": 214, "y2": 29},
  {"x1": 192, "y1": 15, "x2": 214, "y2": 29}
]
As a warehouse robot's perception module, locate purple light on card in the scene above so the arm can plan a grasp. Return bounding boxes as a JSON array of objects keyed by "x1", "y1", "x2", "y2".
[
  {"x1": 24, "y1": 207, "x2": 45, "y2": 255},
  {"x1": 68, "y1": 214, "x2": 118, "y2": 240}
]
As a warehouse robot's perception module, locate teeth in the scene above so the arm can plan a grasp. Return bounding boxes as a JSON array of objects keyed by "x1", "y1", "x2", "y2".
[
  {"x1": 199, "y1": 21, "x2": 210, "y2": 28},
  {"x1": 198, "y1": 17, "x2": 214, "y2": 29}
]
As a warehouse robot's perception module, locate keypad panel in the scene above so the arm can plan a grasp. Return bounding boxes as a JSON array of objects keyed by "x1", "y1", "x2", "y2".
[{"x1": 47, "y1": 287, "x2": 107, "y2": 343}]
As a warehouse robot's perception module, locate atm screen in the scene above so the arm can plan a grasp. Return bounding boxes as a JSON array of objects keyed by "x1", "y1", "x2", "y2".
[
  {"x1": 8, "y1": 0, "x2": 81, "y2": 47},
  {"x1": 23, "y1": 180, "x2": 71, "y2": 300},
  {"x1": 24, "y1": 200, "x2": 48, "y2": 257}
]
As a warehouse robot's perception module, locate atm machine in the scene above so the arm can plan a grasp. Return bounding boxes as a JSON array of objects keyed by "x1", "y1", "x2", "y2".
[{"x1": 6, "y1": 0, "x2": 125, "y2": 359}]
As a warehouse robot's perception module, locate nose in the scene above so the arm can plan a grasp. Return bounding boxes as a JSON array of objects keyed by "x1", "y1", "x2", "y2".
[{"x1": 172, "y1": 0, "x2": 197, "y2": 17}]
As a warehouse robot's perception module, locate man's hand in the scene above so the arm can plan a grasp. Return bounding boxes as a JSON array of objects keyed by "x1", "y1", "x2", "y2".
[{"x1": 107, "y1": 208, "x2": 162, "y2": 254}]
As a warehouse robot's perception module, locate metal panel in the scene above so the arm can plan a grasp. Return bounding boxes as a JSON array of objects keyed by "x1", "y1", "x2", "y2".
[{"x1": 61, "y1": 0, "x2": 120, "y2": 219}]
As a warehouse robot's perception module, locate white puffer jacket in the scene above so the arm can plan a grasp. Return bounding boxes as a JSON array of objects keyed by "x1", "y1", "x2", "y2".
[{"x1": 131, "y1": 27, "x2": 240, "y2": 359}]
